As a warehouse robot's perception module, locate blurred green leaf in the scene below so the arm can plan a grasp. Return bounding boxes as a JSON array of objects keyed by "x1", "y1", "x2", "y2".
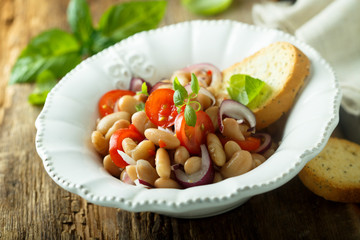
[
  {"x1": 67, "y1": 0, "x2": 94, "y2": 55},
  {"x1": 10, "y1": 29, "x2": 81, "y2": 84},
  {"x1": 19, "y1": 29, "x2": 80, "y2": 58},
  {"x1": 28, "y1": 70, "x2": 58, "y2": 105},
  {"x1": 90, "y1": 30, "x2": 117, "y2": 54},
  {"x1": 95, "y1": 0, "x2": 167, "y2": 51}
]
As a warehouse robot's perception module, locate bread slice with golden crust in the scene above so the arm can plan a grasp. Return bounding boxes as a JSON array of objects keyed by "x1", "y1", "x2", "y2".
[
  {"x1": 220, "y1": 41, "x2": 310, "y2": 130},
  {"x1": 298, "y1": 138, "x2": 360, "y2": 203}
]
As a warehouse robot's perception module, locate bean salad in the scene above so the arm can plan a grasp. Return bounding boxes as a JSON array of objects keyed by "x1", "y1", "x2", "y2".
[{"x1": 91, "y1": 63, "x2": 277, "y2": 189}]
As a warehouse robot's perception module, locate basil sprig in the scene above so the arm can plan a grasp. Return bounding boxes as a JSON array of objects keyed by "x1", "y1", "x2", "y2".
[
  {"x1": 10, "y1": 0, "x2": 167, "y2": 105},
  {"x1": 138, "y1": 82, "x2": 149, "y2": 96},
  {"x1": 135, "y1": 82, "x2": 149, "y2": 112},
  {"x1": 173, "y1": 73, "x2": 201, "y2": 127}
]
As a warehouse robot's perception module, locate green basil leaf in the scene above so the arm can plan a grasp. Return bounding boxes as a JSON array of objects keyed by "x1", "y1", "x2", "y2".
[
  {"x1": 67, "y1": 0, "x2": 94, "y2": 52},
  {"x1": 10, "y1": 57, "x2": 47, "y2": 84},
  {"x1": 10, "y1": 29, "x2": 81, "y2": 84},
  {"x1": 174, "y1": 90, "x2": 185, "y2": 107},
  {"x1": 28, "y1": 70, "x2": 57, "y2": 105},
  {"x1": 90, "y1": 31, "x2": 116, "y2": 53},
  {"x1": 246, "y1": 83, "x2": 273, "y2": 110},
  {"x1": 173, "y1": 77, "x2": 182, "y2": 91},
  {"x1": 98, "y1": 1, "x2": 167, "y2": 41},
  {"x1": 135, "y1": 102, "x2": 145, "y2": 112},
  {"x1": 138, "y1": 82, "x2": 149, "y2": 96},
  {"x1": 19, "y1": 29, "x2": 80, "y2": 58},
  {"x1": 141, "y1": 82, "x2": 148, "y2": 93},
  {"x1": 190, "y1": 73, "x2": 200, "y2": 95},
  {"x1": 227, "y1": 74, "x2": 266, "y2": 106},
  {"x1": 184, "y1": 105, "x2": 197, "y2": 127},
  {"x1": 10, "y1": 52, "x2": 81, "y2": 84},
  {"x1": 173, "y1": 77, "x2": 188, "y2": 100},
  {"x1": 227, "y1": 74, "x2": 248, "y2": 104},
  {"x1": 46, "y1": 52, "x2": 82, "y2": 78}
]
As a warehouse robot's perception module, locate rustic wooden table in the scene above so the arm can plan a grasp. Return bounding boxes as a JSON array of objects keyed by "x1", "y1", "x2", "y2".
[{"x1": 1, "y1": 0, "x2": 359, "y2": 239}]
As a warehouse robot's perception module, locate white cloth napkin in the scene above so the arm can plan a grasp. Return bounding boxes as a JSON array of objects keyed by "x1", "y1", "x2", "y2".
[{"x1": 252, "y1": 0, "x2": 360, "y2": 116}]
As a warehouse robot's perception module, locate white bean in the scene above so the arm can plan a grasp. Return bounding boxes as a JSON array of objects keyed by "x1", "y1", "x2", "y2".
[
  {"x1": 222, "y1": 118, "x2": 245, "y2": 141},
  {"x1": 103, "y1": 155, "x2": 121, "y2": 177},
  {"x1": 91, "y1": 131, "x2": 109, "y2": 156},
  {"x1": 174, "y1": 146, "x2": 190, "y2": 165},
  {"x1": 97, "y1": 112, "x2": 130, "y2": 135},
  {"x1": 184, "y1": 157, "x2": 202, "y2": 174},
  {"x1": 154, "y1": 178, "x2": 181, "y2": 189},
  {"x1": 155, "y1": 148, "x2": 171, "y2": 179},
  {"x1": 131, "y1": 111, "x2": 156, "y2": 135},
  {"x1": 136, "y1": 160, "x2": 159, "y2": 186},
  {"x1": 224, "y1": 140, "x2": 241, "y2": 160},
  {"x1": 205, "y1": 106, "x2": 219, "y2": 131},
  {"x1": 144, "y1": 128, "x2": 180, "y2": 149},
  {"x1": 117, "y1": 95, "x2": 140, "y2": 116},
  {"x1": 220, "y1": 150, "x2": 253, "y2": 178},
  {"x1": 207, "y1": 133, "x2": 226, "y2": 167}
]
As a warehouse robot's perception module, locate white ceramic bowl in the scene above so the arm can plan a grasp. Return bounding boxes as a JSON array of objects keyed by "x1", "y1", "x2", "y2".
[{"x1": 35, "y1": 20, "x2": 341, "y2": 218}]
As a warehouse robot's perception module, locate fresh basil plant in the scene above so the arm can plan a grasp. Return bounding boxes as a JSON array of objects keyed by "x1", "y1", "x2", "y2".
[{"x1": 10, "y1": 0, "x2": 167, "y2": 105}]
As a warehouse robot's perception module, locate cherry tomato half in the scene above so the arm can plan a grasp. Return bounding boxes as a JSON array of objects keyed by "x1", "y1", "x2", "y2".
[
  {"x1": 145, "y1": 88, "x2": 178, "y2": 128},
  {"x1": 218, "y1": 135, "x2": 261, "y2": 152},
  {"x1": 98, "y1": 89, "x2": 136, "y2": 118},
  {"x1": 175, "y1": 110, "x2": 214, "y2": 155},
  {"x1": 236, "y1": 136, "x2": 261, "y2": 152},
  {"x1": 109, "y1": 125, "x2": 144, "y2": 168}
]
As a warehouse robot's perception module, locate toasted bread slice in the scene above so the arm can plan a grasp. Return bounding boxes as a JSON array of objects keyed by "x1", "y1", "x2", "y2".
[
  {"x1": 298, "y1": 138, "x2": 360, "y2": 203},
  {"x1": 220, "y1": 41, "x2": 310, "y2": 130}
]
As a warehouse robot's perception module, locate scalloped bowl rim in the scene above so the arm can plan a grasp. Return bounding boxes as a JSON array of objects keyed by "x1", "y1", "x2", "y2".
[{"x1": 35, "y1": 20, "x2": 341, "y2": 218}]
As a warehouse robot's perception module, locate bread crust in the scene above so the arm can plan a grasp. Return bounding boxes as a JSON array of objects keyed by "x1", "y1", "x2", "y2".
[
  {"x1": 221, "y1": 42, "x2": 310, "y2": 130},
  {"x1": 298, "y1": 138, "x2": 360, "y2": 203}
]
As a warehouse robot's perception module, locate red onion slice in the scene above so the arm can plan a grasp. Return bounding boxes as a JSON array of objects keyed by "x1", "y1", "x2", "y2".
[
  {"x1": 117, "y1": 150, "x2": 136, "y2": 165},
  {"x1": 253, "y1": 133, "x2": 272, "y2": 154},
  {"x1": 171, "y1": 163, "x2": 183, "y2": 171},
  {"x1": 182, "y1": 63, "x2": 222, "y2": 89},
  {"x1": 129, "y1": 77, "x2": 152, "y2": 92},
  {"x1": 134, "y1": 179, "x2": 153, "y2": 188},
  {"x1": 172, "y1": 145, "x2": 214, "y2": 188},
  {"x1": 149, "y1": 80, "x2": 172, "y2": 93},
  {"x1": 158, "y1": 126, "x2": 175, "y2": 135},
  {"x1": 184, "y1": 85, "x2": 216, "y2": 107},
  {"x1": 120, "y1": 170, "x2": 135, "y2": 185},
  {"x1": 218, "y1": 99, "x2": 256, "y2": 133}
]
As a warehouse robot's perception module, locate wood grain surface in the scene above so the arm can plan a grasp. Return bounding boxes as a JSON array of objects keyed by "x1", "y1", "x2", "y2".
[{"x1": 1, "y1": 0, "x2": 359, "y2": 239}]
